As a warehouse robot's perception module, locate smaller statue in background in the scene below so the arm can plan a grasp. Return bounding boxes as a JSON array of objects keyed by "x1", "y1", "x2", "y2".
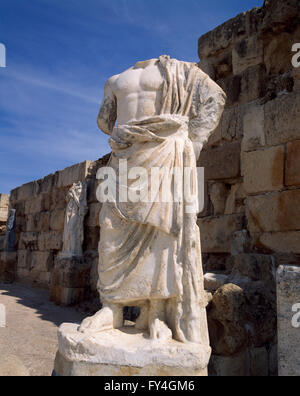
[{"x1": 61, "y1": 181, "x2": 87, "y2": 257}]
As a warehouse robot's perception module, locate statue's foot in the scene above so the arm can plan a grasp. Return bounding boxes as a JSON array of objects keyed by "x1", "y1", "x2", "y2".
[
  {"x1": 79, "y1": 305, "x2": 123, "y2": 334},
  {"x1": 149, "y1": 319, "x2": 172, "y2": 342}
]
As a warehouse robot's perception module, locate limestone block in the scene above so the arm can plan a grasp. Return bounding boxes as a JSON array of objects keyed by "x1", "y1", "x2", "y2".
[
  {"x1": 265, "y1": 93, "x2": 300, "y2": 145},
  {"x1": 232, "y1": 37, "x2": 263, "y2": 75},
  {"x1": 50, "y1": 188, "x2": 69, "y2": 210},
  {"x1": 242, "y1": 146, "x2": 284, "y2": 194},
  {"x1": 198, "y1": 11, "x2": 247, "y2": 59},
  {"x1": 221, "y1": 106, "x2": 242, "y2": 142},
  {"x1": 24, "y1": 195, "x2": 44, "y2": 215},
  {"x1": 264, "y1": 32, "x2": 296, "y2": 76},
  {"x1": 242, "y1": 103, "x2": 265, "y2": 151},
  {"x1": 0, "y1": 252, "x2": 16, "y2": 283},
  {"x1": 246, "y1": 191, "x2": 300, "y2": 233},
  {"x1": 15, "y1": 181, "x2": 39, "y2": 202},
  {"x1": 198, "y1": 214, "x2": 244, "y2": 253},
  {"x1": 231, "y1": 254, "x2": 275, "y2": 284},
  {"x1": 199, "y1": 142, "x2": 241, "y2": 180},
  {"x1": 57, "y1": 161, "x2": 91, "y2": 188},
  {"x1": 50, "y1": 209, "x2": 65, "y2": 231},
  {"x1": 239, "y1": 64, "x2": 266, "y2": 104},
  {"x1": 16, "y1": 268, "x2": 31, "y2": 283},
  {"x1": 204, "y1": 273, "x2": 228, "y2": 292},
  {"x1": 258, "y1": 231, "x2": 300, "y2": 254},
  {"x1": 0, "y1": 193, "x2": 9, "y2": 208},
  {"x1": 17, "y1": 250, "x2": 30, "y2": 270},
  {"x1": 210, "y1": 183, "x2": 227, "y2": 216},
  {"x1": 30, "y1": 251, "x2": 53, "y2": 273},
  {"x1": 18, "y1": 232, "x2": 38, "y2": 251},
  {"x1": 277, "y1": 265, "x2": 300, "y2": 376},
  {"x1": 50, "y1": 286, "x2": 86, "y2": 306},
  {"x1": 207, "y1": 284, "x2": 248, "y2": 356},
  {"x1": 54, "y1": 323, "x2": 211, "y2": 376},
  {"x1": 38, "y1": 174, "x2": 55, "y2": 194},
  {"x1": 35, "y1": 212, "x2": 50, "y2": 232},
  {"x1": 37, "y1": 231, "x2": 63, "y2": 251},
  {"x1": 51, "y1": 256, "x2": 90, "y2": 289},
  {"x1": 209, "y1": 351, "x2": 248, "y2": 376},
  {"x1": 285, "y1": 140, "x2": 300, "y2": 186},
  {"x1": 224, "y1": 183, "x2": 245, "y2": 215},
  {"x1": 0, "y1": 208, "x2": 8, "y2": 223},
  {"x1": 216, "y1": 75, "x2": 241, "y2": 107}
]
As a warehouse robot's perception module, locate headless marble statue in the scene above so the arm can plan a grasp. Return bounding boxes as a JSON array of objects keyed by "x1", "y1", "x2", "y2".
[
  {"x1": 61, "y1": 182, "x2": 87, "y2": 258},
  {"x1": 79, "y1": 56, "x2": 226, "y2": 344}
]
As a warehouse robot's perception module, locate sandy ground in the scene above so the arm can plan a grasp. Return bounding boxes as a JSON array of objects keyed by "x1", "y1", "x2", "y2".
[{"x1": 0, "y1": 283, "x2": 85, "y2": 376}]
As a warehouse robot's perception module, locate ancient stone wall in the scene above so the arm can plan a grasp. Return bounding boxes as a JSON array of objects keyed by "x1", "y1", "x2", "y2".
[
  {"x1": 197, "y1": 0, "x2": 300, "y2": 376},
  {"x1": 0, "y1": 156, "x2": 109, "y2": 303}
]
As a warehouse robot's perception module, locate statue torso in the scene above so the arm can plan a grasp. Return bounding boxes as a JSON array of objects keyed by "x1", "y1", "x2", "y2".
[{"x1": 109, "y1": 59, "x2": 164, "y2": 125}]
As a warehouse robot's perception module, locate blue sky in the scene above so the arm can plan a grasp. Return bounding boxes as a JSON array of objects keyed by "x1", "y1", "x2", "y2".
[{"x1": 0, "y1": 0, "x2": 263, "y2": 194}]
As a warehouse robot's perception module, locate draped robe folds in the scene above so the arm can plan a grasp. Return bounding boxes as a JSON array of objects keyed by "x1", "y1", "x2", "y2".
[{"x1": 98, "y1": 55, "x2": 226, "y2": 344}]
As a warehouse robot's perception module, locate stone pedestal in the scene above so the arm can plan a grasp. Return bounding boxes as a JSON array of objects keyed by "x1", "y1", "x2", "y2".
[
  {"x1": 277, "y1": 265, "x2": 300, "y2": 376},
  {"x1": 53, "y1": 323, "x2": 211, "y2": 376},
  {"x1": 50, "y1": 256, "x2": 91, "y2": 306}
]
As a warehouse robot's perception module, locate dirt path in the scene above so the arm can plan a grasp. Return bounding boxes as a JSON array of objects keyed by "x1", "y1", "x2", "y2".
[{"x1": 0, "y1": 283, "x2": 85, "y2": 376}]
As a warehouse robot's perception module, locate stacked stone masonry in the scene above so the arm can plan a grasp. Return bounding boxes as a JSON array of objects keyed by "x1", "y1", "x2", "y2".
[{"x1": 198, "y1": 0, "x2": 300, "y2": 376}]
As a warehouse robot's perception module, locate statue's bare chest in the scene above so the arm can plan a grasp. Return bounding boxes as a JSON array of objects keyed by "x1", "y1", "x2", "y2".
[{"x1": 112, "y1": 65, "x2": 164, "y2": 97}]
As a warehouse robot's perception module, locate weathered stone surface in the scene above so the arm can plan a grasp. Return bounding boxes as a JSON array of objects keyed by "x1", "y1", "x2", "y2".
[
  {"x1": 208, "y1": 351, "x2": 248, "y2": 377},
  {"x1": 239, "y1": 64, "x2": 266, "y2": 104},
  {"x1": 232, "y1": 36, "x2": 263, "y2": 75},
  {"x1": 86, "y1": 203, "x2": 102, "y2": 228},
  {"x1": 258, "y1": 231, "x2": 300, "y2": 254},
  {"x1": 24, "y1": 195, "x2": 44, "y2": 215},
  {"x1": 249, "y1": 347, "x2": 269, "y2": 377},
  {"x1": 35, "y1": 212, "x2": 50, "y2": 232},
  {"x1": 50, "y1": 209, "x2": 65, "y2": 231},
  {"x1": 50, "y1": 286, "x2": 85, "y2": 307},
  {"x1": 37, "y1": 231, "x2": 63, "y2": 251},
  {"x1": 0, "y1": 252, "x2": 16, "y2": 283},
  {"x1": 285, "y1": 140, "x2": 300, "y2": 186},
  {"x1": 242, "y1": 103, "x2": 265, "y2": 151},
  {"x1": 224, "y1": 183, "x2": 245, "y2": 215},
  {"x1": 18, "y1": 232, "x2": 38, "y2": 251},
  {"x1": 198, "y1": 12, "x2": 247, "y2": 59},
  {"x1": 198, "y1": 214, "x2": 244, "y2": 253},
  {"x1": 50, "y1": 256, "x2": 91, "y2": 306},
  {"x1": 199, "y1": 142, "x2": 240, "y2": 180},
  {"x1": 0, "y1": 208, "x2": 8, "y2": 223},
  {"x1": 13, "y1": 181, "x2": 39, "y2": 202},
  {"x1": 247, "y1": 190, "x2": 300, "y2": 233},
  {"x1": 220, "y1": 106, "x2": 242, "y2": 142},
  {"x1": 51, "y1": 256, "x2": 90, "y2": 289},
  {"x1": 242, "y1": 146, "x2": 285, "y2": 194},
  {"x1": 55, "y1": 323, "x2": 211, "y2": 376},
  {"x1": 277, "y1": 265, "x2": 300, "y2": 376},
  {"x1": 208, "y1": 284, "x2": 248, "y2": 356},
  {"x1": 230, "y1": 254, "x2": 275, "y2": 285},
  {"x1": 265, "y1": 93, "x2": 300, "y2": 145},
  {"x1": 204, "y1": 272, "x2": 228, "y2": 292},
  {"x1": 210, "y1": 183, "x2": 227, "y2": 216},
  {"x1": 57, "y1": 161, "x2": 91, "y2": 188}
]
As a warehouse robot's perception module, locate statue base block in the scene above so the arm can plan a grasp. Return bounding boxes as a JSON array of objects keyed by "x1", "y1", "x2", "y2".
[{"x1": 54, "y1": 323, "x2": 211, "y2": 376}]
